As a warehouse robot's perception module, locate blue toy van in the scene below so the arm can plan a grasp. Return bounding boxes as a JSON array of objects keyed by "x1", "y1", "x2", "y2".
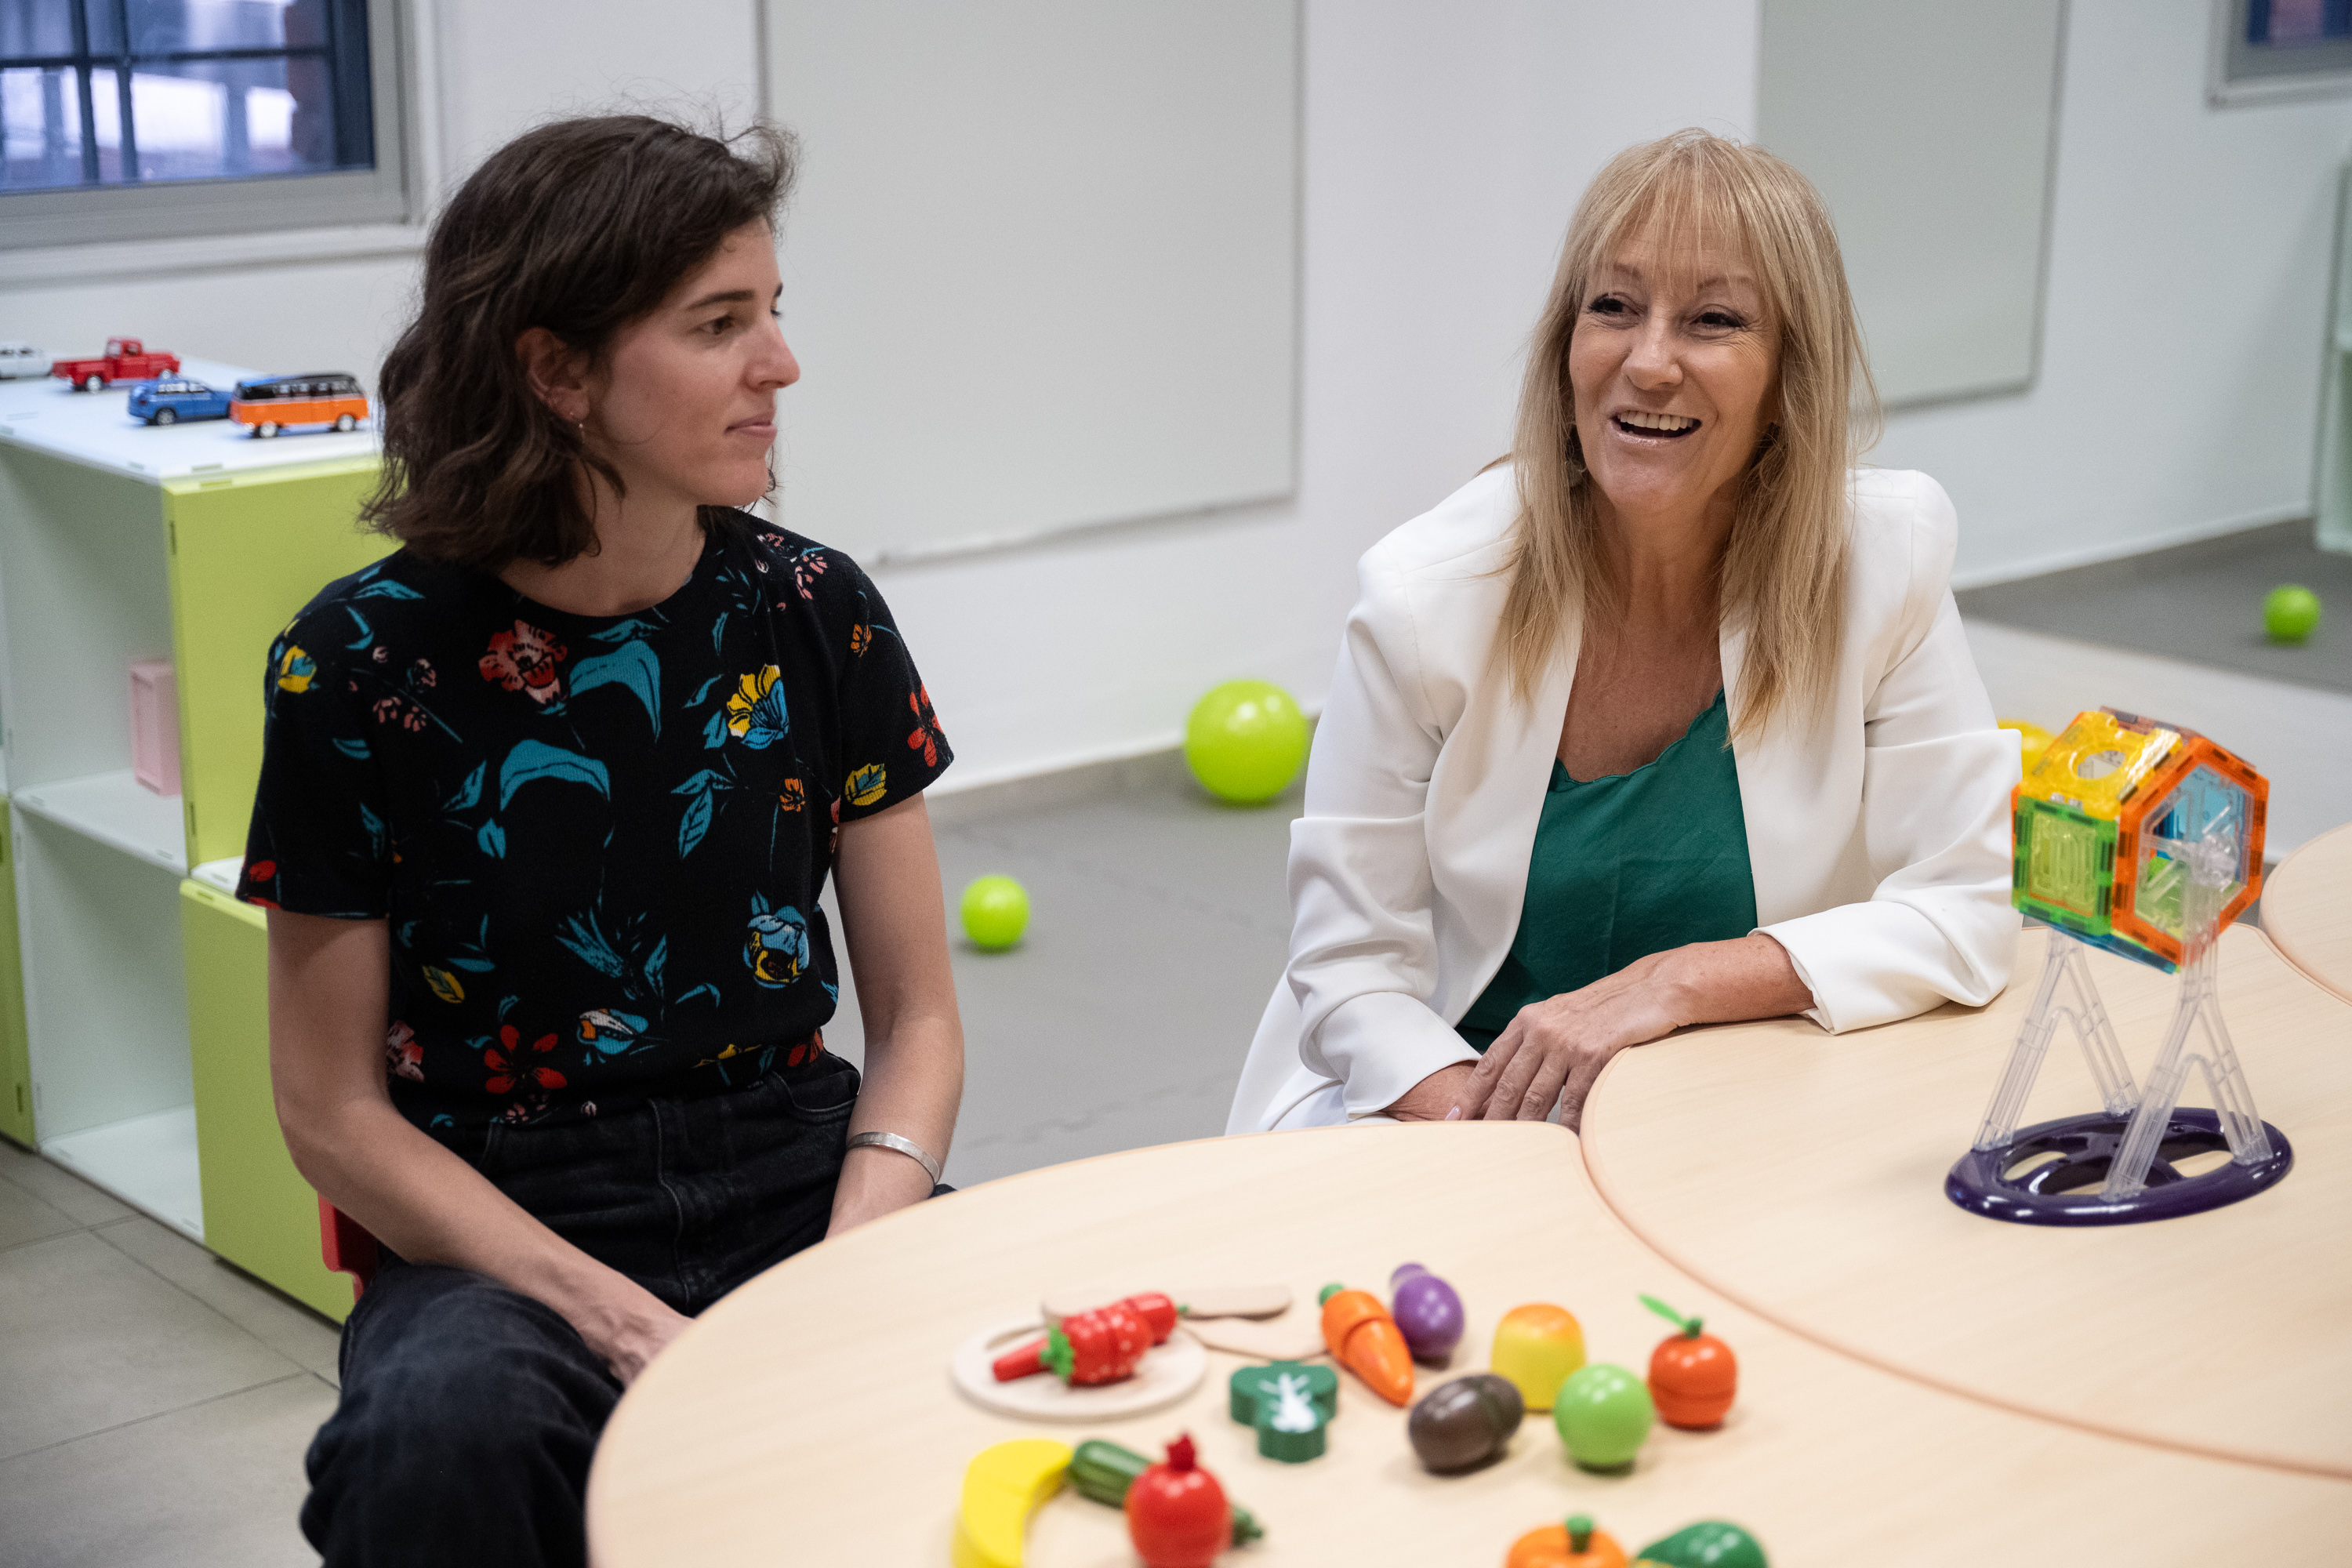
[{"x1": 128, "y1": 377, "x2": 233, "y2": 426}]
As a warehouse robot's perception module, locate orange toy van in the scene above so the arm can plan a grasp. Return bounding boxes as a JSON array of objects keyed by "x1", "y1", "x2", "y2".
[{"x1": 229, "y1": 372, "x2": 368, "y2": 437}]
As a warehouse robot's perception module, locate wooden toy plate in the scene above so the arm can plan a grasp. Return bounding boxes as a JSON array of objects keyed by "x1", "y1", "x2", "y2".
[{"x1": 949, "y1": 1314, "x2": 1207, "y2": 1421}]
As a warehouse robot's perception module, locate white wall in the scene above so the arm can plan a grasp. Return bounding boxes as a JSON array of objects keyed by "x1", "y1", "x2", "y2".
[
  {"x1": 1876, "y1": 0, "x2": 2352, "y2": 586},
  {"x1": 880, "y1": 0, "x2": 1759, "y2": 783},
  {"x1": 41, "y1": 3, "x2": 2342, "y2": 777},
  {"x1": 0, "y1": 0, "x2": 1759, "y2": 786}
]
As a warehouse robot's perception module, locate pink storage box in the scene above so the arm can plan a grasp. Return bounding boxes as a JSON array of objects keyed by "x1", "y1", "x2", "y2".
[{"x1": 129, "y1": 658, "x2": 180, "y2": 795}]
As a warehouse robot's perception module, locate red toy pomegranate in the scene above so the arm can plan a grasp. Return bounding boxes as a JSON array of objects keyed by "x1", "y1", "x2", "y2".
[{"x1": 1124, "y1": 1434, "x2": 1230, "y2": 1568}]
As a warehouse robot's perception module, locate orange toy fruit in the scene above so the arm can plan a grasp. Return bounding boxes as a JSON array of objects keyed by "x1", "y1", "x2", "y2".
[
  {"x1": 1507, "y1": 1513, "x2": 1628, "y2": 1568},
  {"x1": 1317, "y1": 1283, "x2": 1415, "y2": 1406},
  {"x1": 1640, "y1": 1294, "x2": 1737, "y2": 1429}
]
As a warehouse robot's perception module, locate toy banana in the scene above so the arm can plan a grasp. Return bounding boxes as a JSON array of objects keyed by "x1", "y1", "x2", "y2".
[{"x1": 951, "y1": 1439, "x2": 1073, "y2": 1568}]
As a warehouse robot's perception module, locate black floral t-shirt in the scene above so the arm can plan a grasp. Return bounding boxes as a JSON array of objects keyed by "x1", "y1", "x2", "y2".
[{"x1": 238, "y1": 512, "x2": 950, "y2": 1129}]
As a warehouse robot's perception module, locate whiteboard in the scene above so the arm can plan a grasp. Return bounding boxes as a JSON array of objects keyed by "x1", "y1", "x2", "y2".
[
  {"x1": 763, "y1": 2, "x2": 1300, "y2": 563},
  {"x1": 1759, "y1": 0, "x2": 2067, "y2": 408}
]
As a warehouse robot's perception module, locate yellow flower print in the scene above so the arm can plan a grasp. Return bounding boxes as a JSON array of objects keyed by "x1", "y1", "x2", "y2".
[
  {"x1": 423, "y1": 965, "x2": 465, "y2": 1006},
  {"x1": 276, "y1": 644, "x2": 318, "y2": 694},
  {"x1": 847, "y1": 763, "x2": 887, "y2": 807},
  {"x1": 724, "y1": 665, "x2": 789, "y2": 750}
]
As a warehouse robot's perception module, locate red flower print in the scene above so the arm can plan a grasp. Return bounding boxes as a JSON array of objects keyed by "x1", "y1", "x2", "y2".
[
  {"x1": 372, "y1": 695, "x2": 429, "y2": 732},
  {"x1": 385, "y1": 1022, "x2": 423, "y2": 1082},
  {"x1": 906, "y1": 685, "x2": 945, "y2": 768},
  {"x1": 478, "y1": 620, "x2": 568, "y2": 706},
  {"x1": 249, "y1": 859, "x2": 277, "y2": 881},
  {"x1": 485, "y1": 1024, "x2": 565, "y2": 1094},
  {"x1": 791, "y1": 549, "x2": 829, "y2": 600}
]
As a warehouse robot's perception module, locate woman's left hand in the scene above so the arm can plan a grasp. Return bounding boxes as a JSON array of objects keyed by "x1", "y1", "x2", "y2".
[
  {"x1": 1456, "y1": 934, "x2": 1814, "y2": 1128},
  {"x1": 1457, "y1": 953, "x2": 1687, "y2": 1127}
]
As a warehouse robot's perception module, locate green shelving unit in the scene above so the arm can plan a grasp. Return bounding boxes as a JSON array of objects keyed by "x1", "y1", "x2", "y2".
[
  {"x1": 183, "y1": 873, "x2": 350, "y2": 1321},
  {"x1": 0, "y1": 361, "x2": 387, "y2": 1303}
]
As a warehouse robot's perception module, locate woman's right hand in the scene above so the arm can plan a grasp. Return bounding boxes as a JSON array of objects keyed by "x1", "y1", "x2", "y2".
[
  {"x1": 579, "y1": 1287, "x2": 695, "y2": 1386},
  {"x1": 1385, "y1": 1062, "x2": 1477, "y2": 1122}
]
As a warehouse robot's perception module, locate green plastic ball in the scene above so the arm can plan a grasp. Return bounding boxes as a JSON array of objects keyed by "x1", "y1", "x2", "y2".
[
  {"x1": 1184, "y1": 680, "x2": 1310, "y2": 804},
  {"x1": 2263, "y1": 583, "x2": 2321, "y2": 645},
  {"x1": 1552, "y1": 1362, "x2": 1654, "y2": 1470},
  {"x1": 958, "y1": 875, "x2": 1029, "y2": 951}
]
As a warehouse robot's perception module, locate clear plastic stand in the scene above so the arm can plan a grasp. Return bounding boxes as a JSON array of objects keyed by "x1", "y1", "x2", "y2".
[
  {"x1": 1971, "y1": 933, "x2": 2138, "y2": 1152},
  {"x1": 2102, "y1": 825, "x2": 2275, "y2": 1200},
  {"x1": 1947, "y1": 807, "x2": 2293, "y2": 1225}
]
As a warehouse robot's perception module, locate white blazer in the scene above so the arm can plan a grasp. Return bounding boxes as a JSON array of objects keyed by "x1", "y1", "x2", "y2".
[{"x1": 1228, "y1": 464, "x2": 2021, "y2": 1133}]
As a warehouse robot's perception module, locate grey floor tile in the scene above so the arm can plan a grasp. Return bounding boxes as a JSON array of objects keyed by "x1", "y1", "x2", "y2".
[
  {"x1": 1958, "y1": 519, "x2": 2352, "y2": 695},
  {"x1": 926, "y1": 834, "x2": 1282, "y2": 1186},
  {"x1": 0, "y1": 1374, "x2": 328, "y2": 1568},
  {"x1": 949, "y1": 775, "x2": 1300, "y2": 936},
  {"x1": 822, "y1": 766, "x2": 1292, "y2": 1189},
  {"x1": 94, "y1": 1217, "x2": 344, "y2": 1385},
  {"x1": 0, "y1": 1140, "x2": 132, "y2": 1228},
  {"x1": 0, "y1": 1232, "x2": 304, "y2": 1461},
  {"x1": 0, "y1": 1174, "x2": 80, "y2": 1253}
]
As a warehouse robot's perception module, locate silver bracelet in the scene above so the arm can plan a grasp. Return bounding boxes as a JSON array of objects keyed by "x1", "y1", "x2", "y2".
[{"x1": 845, "y1": 1130, "x2": 942, "y2": 1187}]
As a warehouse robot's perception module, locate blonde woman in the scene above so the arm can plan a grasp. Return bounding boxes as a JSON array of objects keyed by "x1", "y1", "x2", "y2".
[{"x1": 1229, "y1": 130, "x2": 2019, "y2": 1134}]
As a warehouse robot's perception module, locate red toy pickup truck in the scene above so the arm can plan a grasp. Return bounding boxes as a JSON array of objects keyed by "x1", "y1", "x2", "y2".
[{"x1": 51, "y1": 338, "x2": 180, "y2": 392}]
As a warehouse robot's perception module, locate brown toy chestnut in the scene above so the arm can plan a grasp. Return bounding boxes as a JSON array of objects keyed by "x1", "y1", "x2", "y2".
[{"x1": 1406, "y1": 1372, "x2": 1524, "y2": 1473}]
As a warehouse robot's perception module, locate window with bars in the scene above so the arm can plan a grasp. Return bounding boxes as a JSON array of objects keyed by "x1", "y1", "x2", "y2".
[{"x1": 1, "y1": 0, "x2": 408, "y2": 250}]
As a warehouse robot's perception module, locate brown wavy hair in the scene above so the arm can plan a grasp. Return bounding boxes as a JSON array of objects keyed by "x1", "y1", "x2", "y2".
[
  {"x1": 361, "y1": 116, "x2": 797, "y2": 570},
  {"x1": 1496, "y1": 129, "x2": 1878, "y2": 741}
]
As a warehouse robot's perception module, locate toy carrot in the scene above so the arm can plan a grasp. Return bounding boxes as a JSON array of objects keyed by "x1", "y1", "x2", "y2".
[
  {"x1": 993, "y1": 1294, "x2": 1176, "y2": 1385},
  {"x1": 1318, "y1": 1281, "x2": 1414, "y2": 1406}
]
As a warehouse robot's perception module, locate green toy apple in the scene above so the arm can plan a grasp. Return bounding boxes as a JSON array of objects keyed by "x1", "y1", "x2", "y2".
[
  {"x1": 2263, "y1": 584, "x2": 2321, "y2": 645},
  {"x1": 1552, "y1": 1362, "x2": 1653, "y2": 1470},
  {"x1": 959, "y1": 875, "x2": 1030, "y2": 951}
]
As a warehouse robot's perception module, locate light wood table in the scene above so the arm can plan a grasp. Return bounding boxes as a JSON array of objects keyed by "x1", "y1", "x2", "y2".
[
  {"x1": 586, "y1": 1121, "x2": 2350, "y2": 1565},
  {"x1": 2263, "y1": 821, "x2": 2352, "y2": 1004},
  {"x1": 1584, "y1": 924, "x2": 2352, "y2": 1482}
]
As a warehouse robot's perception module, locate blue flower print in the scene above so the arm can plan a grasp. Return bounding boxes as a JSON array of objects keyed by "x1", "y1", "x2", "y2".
[
  {"x1": 576, "y1": 1007, "x2": 649, "y2": 1055},
  {"x1": 744, "y1": 903, "x2": 810, "y2": 988}
]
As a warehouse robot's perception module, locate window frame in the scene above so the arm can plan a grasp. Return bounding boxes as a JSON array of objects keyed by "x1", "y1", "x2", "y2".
[
  {"x1": 2211, "y1": 0, "x2": 2352, "y2": 106},
  {"x1": 0, "y1": 0, "x2": 413, "y2": 250}
]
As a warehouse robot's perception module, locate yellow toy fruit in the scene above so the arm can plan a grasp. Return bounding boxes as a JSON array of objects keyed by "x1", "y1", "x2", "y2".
[
  {"x1": 952, "y1": 1439, "x2": 1073, "y2": 1568},
  {"x1": 1997, "y1": 718, "x2": 2052, "y2": 774},
  {"x1": 1490, "y1": 1303, "x2": 1585, "y2": 1411}
]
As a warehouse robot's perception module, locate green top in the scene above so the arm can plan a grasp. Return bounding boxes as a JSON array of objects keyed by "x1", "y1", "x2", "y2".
[{"x1": 1456, "y1": 689, "x2": 1758, "y2": 1051}]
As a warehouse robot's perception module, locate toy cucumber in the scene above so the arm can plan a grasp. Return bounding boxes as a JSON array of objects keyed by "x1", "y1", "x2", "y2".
[{"x1": 1068, "y1": 1439, "x2": 1265, "y2": 1545}]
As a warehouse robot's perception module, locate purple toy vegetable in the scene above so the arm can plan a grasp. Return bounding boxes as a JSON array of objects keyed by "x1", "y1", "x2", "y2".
[{"x1": 1388, "y1": 1262, "x2": 1465, "y2": 1364}]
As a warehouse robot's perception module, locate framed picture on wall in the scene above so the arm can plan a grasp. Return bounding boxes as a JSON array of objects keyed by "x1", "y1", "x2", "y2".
[{"x1": 2212, "y1": 0, "x2": 2352, "y2": 104}]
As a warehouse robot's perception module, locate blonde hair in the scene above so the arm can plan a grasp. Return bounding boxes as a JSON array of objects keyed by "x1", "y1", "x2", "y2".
[{"x1": 1496, "y1": 129, "x2": 1878, "y2": 741}]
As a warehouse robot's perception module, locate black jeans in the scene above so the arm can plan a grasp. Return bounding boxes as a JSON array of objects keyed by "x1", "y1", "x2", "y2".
[{"x1": 300, "y1": 1054, "x2": 861, "y2": 1568}]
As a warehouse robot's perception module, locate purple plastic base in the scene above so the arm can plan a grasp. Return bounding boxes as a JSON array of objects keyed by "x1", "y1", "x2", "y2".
[{"x1": 1945, "y1": 1108, "x2": 2293, "y2": 1226}]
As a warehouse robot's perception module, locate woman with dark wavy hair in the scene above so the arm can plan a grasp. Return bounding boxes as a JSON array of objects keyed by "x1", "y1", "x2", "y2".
[{"x1": 244, "y1": 115, "x2": 964, "y2": 1566}]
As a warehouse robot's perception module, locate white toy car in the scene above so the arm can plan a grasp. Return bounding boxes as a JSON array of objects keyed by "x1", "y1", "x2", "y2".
[{"x1": 0, "y1": 342, "x2": 52, "y2": 380}]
